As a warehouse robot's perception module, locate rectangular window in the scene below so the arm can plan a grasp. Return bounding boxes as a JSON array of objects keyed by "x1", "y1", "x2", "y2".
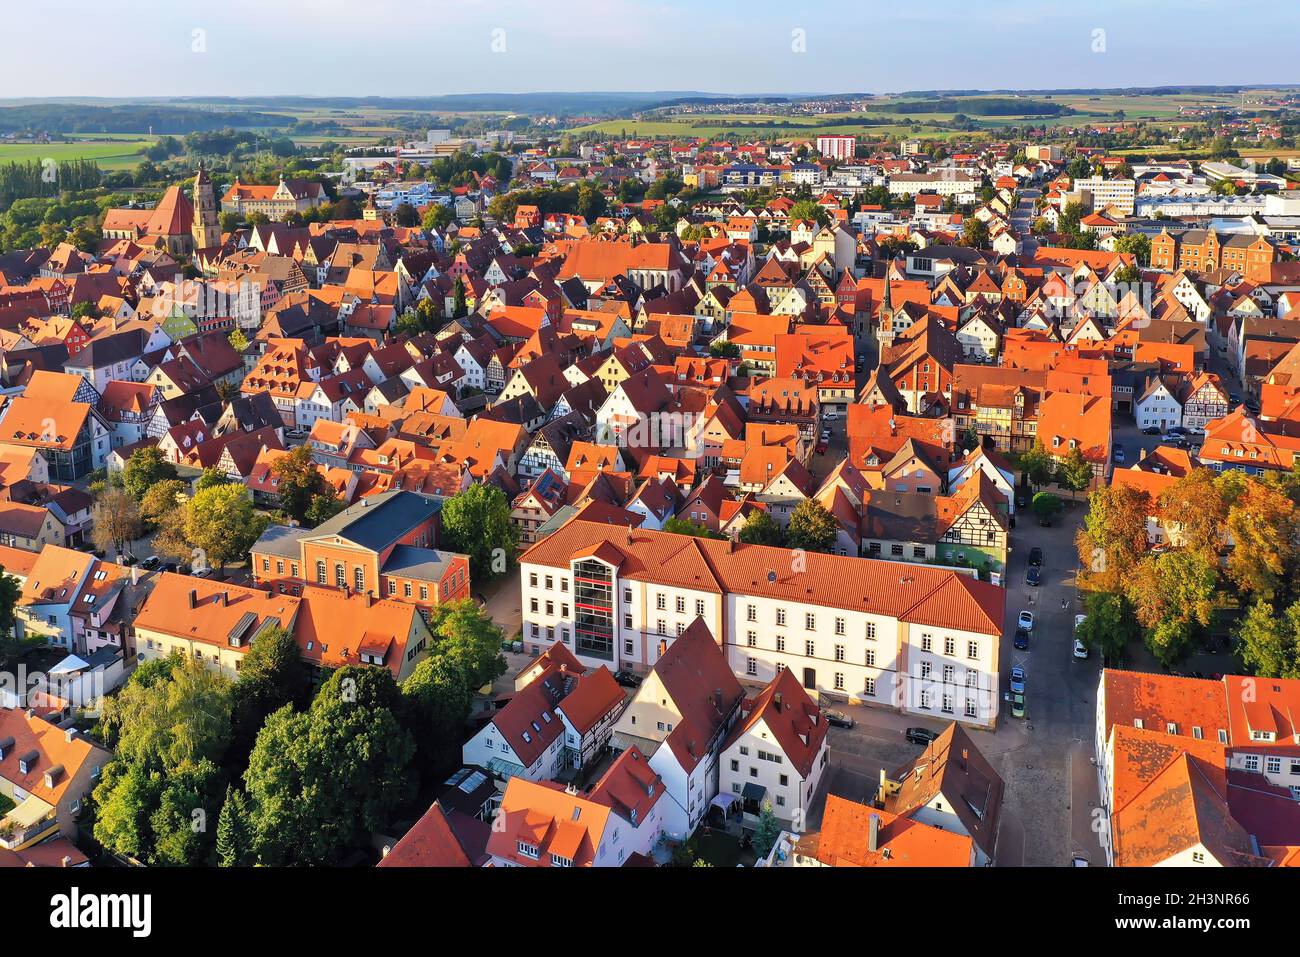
[
  {"x1": 864, "y1": 677, "x2": 876, "y2": 696},
  {"x1": 746, "y1": 657, "x2": 757, "y2": 676},
  {"x1": 805, "y1": 640, "x2": 815, "y2": 657}
]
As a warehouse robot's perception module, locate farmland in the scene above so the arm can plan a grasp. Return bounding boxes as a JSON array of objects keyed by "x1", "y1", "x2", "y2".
[{"x1": 0, "y1": 138, "x2": 152, "y2": 169}]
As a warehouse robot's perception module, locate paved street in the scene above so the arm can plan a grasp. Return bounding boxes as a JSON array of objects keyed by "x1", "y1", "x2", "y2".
[{"x1": 811, "y1": 496, "x2": 1107, "y2": 866}]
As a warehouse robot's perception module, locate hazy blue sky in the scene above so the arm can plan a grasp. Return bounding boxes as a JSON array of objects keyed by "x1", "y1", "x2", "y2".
[{"x1": 4, "y1": 0, "x2": 1297, "y2": 99}]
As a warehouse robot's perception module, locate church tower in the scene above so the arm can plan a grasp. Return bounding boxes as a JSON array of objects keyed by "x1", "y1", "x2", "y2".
[{"x1": 191, "y1": 162, "x2": 221, "y2": 251}]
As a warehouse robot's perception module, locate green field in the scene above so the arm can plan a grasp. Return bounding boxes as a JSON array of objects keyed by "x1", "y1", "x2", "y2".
[
  {"x1": 0, "y1": 139, "x2": 153, "y2": 169},
  {"x1": 567, "y1": 89, "x2": 1300, "y2": 141}
]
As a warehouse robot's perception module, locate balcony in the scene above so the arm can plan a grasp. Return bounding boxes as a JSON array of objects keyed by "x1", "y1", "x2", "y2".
[{"x1": 0, "y1": 795, "x2": 59, "y2": 850}]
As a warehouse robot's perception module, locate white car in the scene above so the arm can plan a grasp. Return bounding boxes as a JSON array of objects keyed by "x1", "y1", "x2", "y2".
[
  {"x1": 1017, "y1": 610, "x2": 1034, "y2": 631},
  {"x1": 1074, "y1": 613, "x2": 1087, "y2": 632},
  {"x1": 1073, "y1": 639, "x2": 1090, "y2": 659},
  {"x1": 822, "y1": 409, "x2": 840, "y2": 421}
]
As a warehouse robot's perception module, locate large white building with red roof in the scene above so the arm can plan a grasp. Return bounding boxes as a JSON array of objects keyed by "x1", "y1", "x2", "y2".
[{"x1": 520, "y1": 519, "x2": 1006, "y2": 729}]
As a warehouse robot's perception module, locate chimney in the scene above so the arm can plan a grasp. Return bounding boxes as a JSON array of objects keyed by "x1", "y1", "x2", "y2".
[
  {"x1": 657, "y1": 639, "x2": 667, "y2": 658},
  {"x1": 365, "y1": 591, "x2": 374, "y2": 608},
  {"x1": 216, "y1": 592, "x2": 227, "y2": 607},
  {"x1": 188, "y1": 589, "x2": 197, "y2": 609},
  {"x1": 868, "y1": 813, "x2": 880, "y2": 853},
  {"x1": 61, "y1": 856, "x2": 73, "y2": 868},
  {"x1": 773, "y1": 692, "x2": 783, "y2": 712},
  {"x1": 64, "y1": 728, "x2": 75, "y2": 743}
]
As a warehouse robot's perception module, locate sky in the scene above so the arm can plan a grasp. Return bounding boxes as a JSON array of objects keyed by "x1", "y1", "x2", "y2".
[{"x1": 3, "y1": 0, "x2": 1298, "y2": 100}]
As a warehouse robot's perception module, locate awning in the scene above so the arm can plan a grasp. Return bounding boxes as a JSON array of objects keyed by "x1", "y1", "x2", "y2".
[
  {"x1": 709, "y1": 792, "x2": 740, "y2": 812},
  {"x1": 5, "y1": 794, "x2": 54, "y2": 828},
  {"x1": 741, "y1": 782, "x2": 767, "y2": 802}
]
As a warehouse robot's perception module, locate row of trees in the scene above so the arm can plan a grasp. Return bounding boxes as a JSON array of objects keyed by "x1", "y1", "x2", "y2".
[
  {"x1": 662, "y1": 499, "x2": 840, "y2": 554},
  {"x1": 1075, "y1": 466, "x2": 1300, "y2": 668}
]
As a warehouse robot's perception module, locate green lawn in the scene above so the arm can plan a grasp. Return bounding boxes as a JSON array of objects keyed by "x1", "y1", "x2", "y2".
[{"x1": 0, "y1": 140, "x2": 152, "y2": 169}]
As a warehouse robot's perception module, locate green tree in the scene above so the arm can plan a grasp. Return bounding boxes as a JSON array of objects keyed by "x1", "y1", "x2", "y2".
[
  {"x1": 1030, "y1": 491, "x2": 1062, "y2": 523},
  {"x1": 139, "y1": 479, "x2": 187, "y2": 530},
  {"x1": 1076, "y1": 591, "x2": 1140, "y2": 662},
  {"x1": 1112, "y1": 232, "x2": 1151, "y2": 267},
  {"x1": 195, "y1": 466, "x2": 231, "y2": 491},
  {"x1": 122, "y1": 446, "x2": 178, "y2": 501},
  {"x1": 421, "y1": 203, "x2": 453, "y2": 232},
  {"x1": 0, "y1": 570, "x2": 24, "y2": 667},
  {"x1": 427, "y1": 599, "x2": 507, "y2": 691},
  {"x1": 149, "y1": 758, "x2": 224, "y2": 866},
  {"x1": 185, "y1": 483, "x2": 268, "y2": 576},
  {"x1": 244, "y1": 668, "x2": 416, "y2": 865},
  {"x1": 1056, "y1": 445, "x2": 1093, "y2": 500},
  {"x1": 305, "y1": 491, "x2": 345, "y2": 527},
  {"x1": 215, "y1": 785, "x2": 254, "y2": 867},
  {"x1": 270, "y1": 445, "x2": 327, "y2": 523},
  {"x1": 92, "y1": 655, "x2": 234, "y2": 864},
  {"x1": 1019, "y1": 440, "x2": 1056, "y2": 489},
  {"x1": 402, "y1": 652, "x2": 474, "y2": 773},
  {"x1": 785, "y1": 499, "x2": 838, "y2": 553},
  {"x1": 1238, "y1": 599, "x2": 1300, "y2": 680},
  {"x1": 962, "y1": 217, "x2": 990, "y2": 248},
  {"x1": 662, "y1": 517, "x2": 724, "y2": 539},
  {"x1": 738, "y1": 509, "x2": 784, "y2": 547},
  {"x1": 789, "y1": 199, "x2": 829, "y2": 228},
  {"x1": 753, "y1": 802, "x2": 782, "y2": 859},
  {"x1": 230, "y1": 625, "x2": 307, "y2": 760},
  {"x1": 439, "y1": 484, "x2": 517, "y2": 582}
]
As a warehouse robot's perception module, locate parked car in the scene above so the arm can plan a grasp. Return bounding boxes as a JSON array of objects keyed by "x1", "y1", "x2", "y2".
[
  {"x1": 1037, "y1": 513, "x2": 1052, "y2": 527},
  {"x1": 1071, "y1": 854, "x2": 1090, "y2": 867},
  {"x1": 815, "y1": 440, "x2": 828, "y2": 455},
  {"x1": 822, "y1": 408, "x2": 839, "y2": 421},
  {"x1": 1010, "y1": 692, "x2": 1026, "y2": 719},
  {"x1": 1112, "y1": 446, "x2": 1126, "y2": 464},
  {"x1": 1009, "y1": 666, "x2": 1026, "y2": 694},
  {"x1": 1027, "y1": 547, "x2": 1043, "y2": 567},
  {"x1": 1141, "y1": 426, "x2": 1161, "y2": 436},
  {"x1": 1014, "y1": 487, "x2": 1030, "y2": 509},
  {"x1": 614, "y1": 670, "x2": 643, "y2": 688},
  {"x1": 1013, "y1": 627, "x2": 1030, "y2": 650},
  {"x1": 140, "y1": 555, "x2": 160, "y2": 570},
  {"x1": 1073, "y1": 638, "x2": 1090, "y2": 659},
  {"x1": 905, "y1": 727, "x2": 938, "y2": 746},
  {"x1": 821, "y1": 709, "x2": 855, "y2": 729},
  {"x1": 1025, "y1": 566, "x2": 1041, "y2": 587},
  {"x1": 1018, "y1": 610, "x2": 1035, "y2": 631},
  {"x1": 1074, "y1": 613, "x2": 1087, "y2": 632}
]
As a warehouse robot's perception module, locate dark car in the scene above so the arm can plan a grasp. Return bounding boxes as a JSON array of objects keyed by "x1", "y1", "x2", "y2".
[
  {"x1": 613, "y1": 670, "x2": 643, "y2": 689},
  {"x1": 821, "y1": 709, "x2": 855, "y2": 729},
  {"x1": 1014, "y1": 487, "x2": 1030, "y2": 509},
  {"x1": 1037, "y1": 514, "x2": 1052, "y2": 527},
  {"x1": 139, "y1": 555, "x2": 160, "y2": 570},
  {"x1": 1013, "y1": 627, "x2": 1029, "y2": 650},
  {"x1": 1028, "y1": 547, "x2": 1043, "y2": 567},
  {"x1": 1025, "y1": 566, "x2": 1041, "y2": 587},
  {"x1": 905, "y1": 727, "x2": 938, "y2": 746},
  {"x1": 1141, "y1": 426, "x2": 1161, "y2": 436}
]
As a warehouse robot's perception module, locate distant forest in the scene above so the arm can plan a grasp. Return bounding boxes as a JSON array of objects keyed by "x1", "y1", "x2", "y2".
[
  {"x1": 0, "y1": 105, "x2": 288, "y2": 134},
  {"x1": 874, "y1": 98, "x2": 1072, "y2": 116}
]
